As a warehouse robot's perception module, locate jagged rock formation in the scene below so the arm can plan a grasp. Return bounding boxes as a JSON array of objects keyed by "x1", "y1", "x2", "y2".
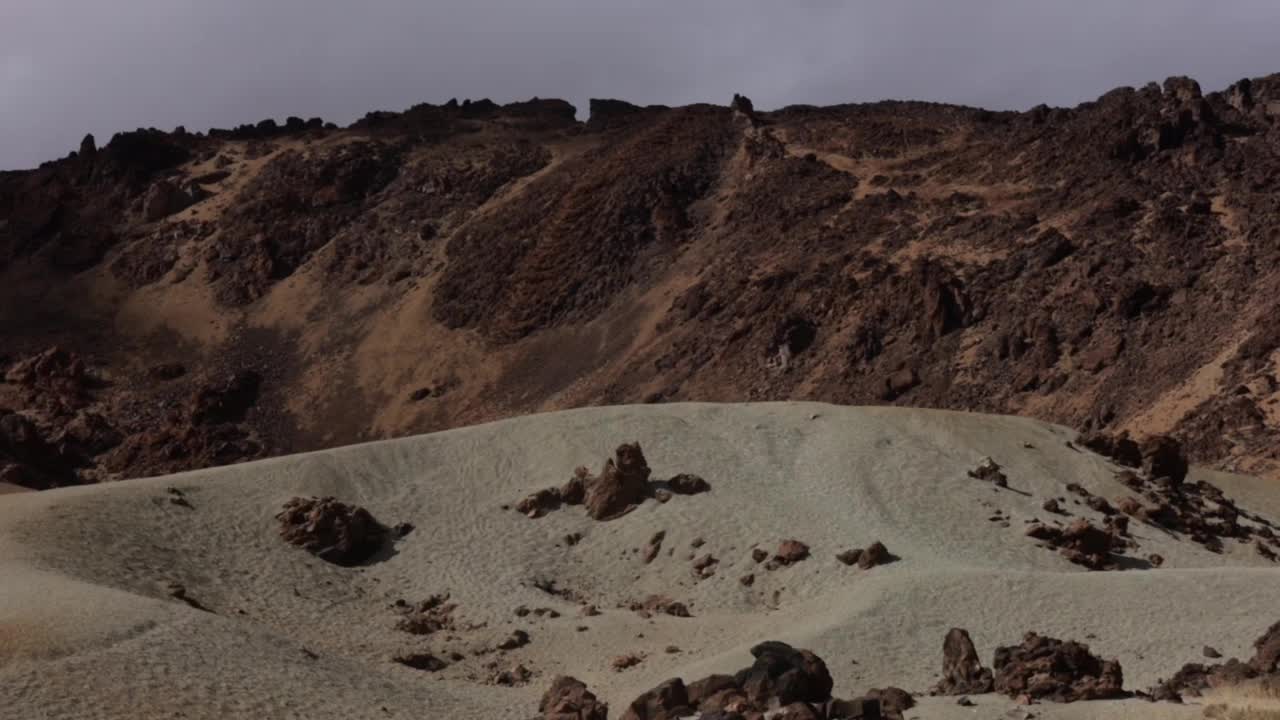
[{"x1": 5, "y1": 75, "x2": 1280, "y2": 485}]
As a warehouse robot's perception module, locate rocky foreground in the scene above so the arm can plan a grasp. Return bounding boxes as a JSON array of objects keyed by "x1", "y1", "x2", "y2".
[
  {"x1": 5, "y1": 73, "x2": 1280, "y2": 487},
  {"x1": 2, "y1": 404, "x2": 1279, "y2": 719}
]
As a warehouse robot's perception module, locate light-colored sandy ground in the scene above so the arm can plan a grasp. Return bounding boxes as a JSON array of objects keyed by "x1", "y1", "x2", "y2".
[{"x1": 1, "y1": 403, "x2": 1277, "y2": 719}]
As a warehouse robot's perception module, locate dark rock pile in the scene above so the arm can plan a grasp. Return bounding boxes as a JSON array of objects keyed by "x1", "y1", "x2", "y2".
[
  {"x1": 992, "y1": 632, "x2": 1128, "y2": 702},
  {"x1": 1024, "y1": 518, "x2": 1127, "y2": 570},
  {"x1": 276, "y1": 496, "x2": 386, "y2": 566},
  {"x1": 394, "y1": 593, "x2": 457, "y2": 635},
  {"x1": 514, "y1": 443, "x2": 710, "y2": 521},
  {"x1": 1150, "y1": 620, "x2": 1280, "y2": 701},
  {"x1": 530, "y1": 641, "x2": 914, "y2": 720},
  {"x1": 1086, "y1": 432, "x2": 1279, "y2": 558}
]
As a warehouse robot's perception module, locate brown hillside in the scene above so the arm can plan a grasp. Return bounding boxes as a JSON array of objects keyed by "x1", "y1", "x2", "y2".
[{"x1": 3, "y1": 77, "x2": 1280, "y2": 487}]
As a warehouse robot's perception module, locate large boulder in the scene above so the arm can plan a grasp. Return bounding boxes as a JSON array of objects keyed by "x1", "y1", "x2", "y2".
[
  {"x1": 734, "y1": 641, "x2": 833, "y2": 706},
  {"x1": 276, "y1": 496, "x2": 386, "y2": 566},
  {"x1": 993, "y1": 632, "x2": 1127, "y2": 702},
  {"x1": 932, "y1": 628, "x2": 994, "y2": 694},
  {"x1": 585, "y1": 442, "x2": 651, "y2": 520}
]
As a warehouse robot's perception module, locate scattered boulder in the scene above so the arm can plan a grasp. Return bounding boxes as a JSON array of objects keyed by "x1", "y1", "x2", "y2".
[
  {"x1": 276, "y1": 496, "x2": 386, "y2": 566},
  {"x1": 1253, "y1": 620, "x2": 1280, "y2": 673},
  {"x1": 836, "y1": 549, "x2": 862, "y2": 566},
  {"x1": 497, "y1": 629, "x2": 531, "y2": 650},
  {"x1": 612, "y1": 653, "x2": 644, "y2": 671},
  {"x1": 751, "y1": 548, "x2": 769, "y2": 563},
  {"x1": 628, "y1": 594, "x2": 691, "y2": 618},
  {"x1": 492, "y1": 663, "x2": 533, "y2": 686},
  {"x1": 394, "y1": 593, "x2": 457, "y2": 635},
  {"x1": 619, "y1": 678, "x2": 692, "y2": 720},
  {"x1": 1024, "y1": 518, "x2": 1123, "y2": 570},
  {"x1": 968, "y1": 457, "x2": 1008, "y2": 487},
  {"x1": 863, "y1": 688, "x2": 914, "y2": 718},
  {"x1": 394, "y1": 652, "x2": 448, "y2": 671},
  {"x1": 643, "y1": 530, "x2": 666, "y2": 564},
  {"x1": 767, "y1": 540, "x2": 810, "y2": 569},
  {"x1": 585, "y1": 442, "x2": 651, "y2": 520},
  {"x1": 539, "y1": 676, "x2": 608, "y2": 720},
  {"x1": 826, "y1": 697, "x2": 882, "y2": 719},
  {"x1": 667, "y1": 473, "x2": 711, "y2": 495},
  {"x1": 932, "y1": 628, "x2": 994, "y2": 695},
  {"x1": 1079, "y1": 431, "x2": 1142, "y2": 467},
  {"x1": 858, "y1": 541, "x2": 891, "y2": 569},
  {"x1": 993, "y1": 632, "x2": 1128, "y2": 702},
  {"x1": 516, "y1": 444, "x2": 707, "y2": 522},
  {"x1": 735, "y1": 641, "x2": 834, "y2": 706}
]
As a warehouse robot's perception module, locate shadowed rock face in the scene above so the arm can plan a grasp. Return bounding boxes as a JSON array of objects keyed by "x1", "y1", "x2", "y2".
[{"x1": 7, "y1": 76, "x2": 1280, "y2": 485}]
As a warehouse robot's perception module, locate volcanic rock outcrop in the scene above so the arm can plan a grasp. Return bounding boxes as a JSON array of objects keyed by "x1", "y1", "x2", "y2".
[
  {"x1": 8, "y1": 75, "x2": 1280, "y2": 487},
  {"x1": 931, "y1": 628, "x2": 995, "y2": 695},
  {"x1": 276, "y1": 496, "x2": 387, "y2": 566},
  {"x1": 992, "y1": 632, "x2": 1128, "y2": 702},
  {"x1": 514, "y1": 444, "x2": 709, "y2": 521}
]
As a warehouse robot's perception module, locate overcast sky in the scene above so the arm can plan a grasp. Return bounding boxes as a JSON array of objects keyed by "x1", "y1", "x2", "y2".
[{"x1": 3, "y1": 1, "x2": 1279, "y2": 170}]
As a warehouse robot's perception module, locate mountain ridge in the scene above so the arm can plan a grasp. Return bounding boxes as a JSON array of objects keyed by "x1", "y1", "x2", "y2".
[{"x1": 3, "y1": 71, "x2": 1280, "y2": 487}]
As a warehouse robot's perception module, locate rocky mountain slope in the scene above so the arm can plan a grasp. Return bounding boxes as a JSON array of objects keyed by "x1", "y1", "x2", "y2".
[{"x1": 3, "y1": 75, "x2": 1280, "y2": 487}]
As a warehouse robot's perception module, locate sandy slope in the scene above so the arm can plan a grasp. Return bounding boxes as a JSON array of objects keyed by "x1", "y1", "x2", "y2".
[{"x1": 1, "y1": 403, "x2": 1277, "y2": 719}]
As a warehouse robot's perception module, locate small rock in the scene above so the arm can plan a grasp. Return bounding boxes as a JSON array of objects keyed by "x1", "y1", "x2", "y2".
[
  {"x1": 497, "y1": 629, "x2": 530, "y2": 650},
  {"x1": 612, "y1": 653, "x2": 644, "y2": 671},
  {"x1": 836, "y1": 549, "x2": 864, "y2": 566}
]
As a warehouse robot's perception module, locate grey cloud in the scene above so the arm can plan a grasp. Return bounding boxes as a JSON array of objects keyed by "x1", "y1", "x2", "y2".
[{"x1": 2, "y1": 0, "x2": 1279, "y2": 169}]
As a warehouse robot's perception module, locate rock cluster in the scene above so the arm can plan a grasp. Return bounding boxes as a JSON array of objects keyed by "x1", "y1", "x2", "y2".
[
  {"x1": 1149, "y1": 620, "x2": 1280, "y2": 701},
  {"x1": 835, "y1": 541, "x2": 892, "y2": 570},
  {"x1": 992, "y1": 632, "x2": 1127, "y2": 702},
  {"x1": 531, "y1": 642, "x2": 912, "y2": 720},
  {"x1": 515, "y1": 443, "x2": 710, "y2": 521},
  {"x1": 394, "y1": 593, "x2": 457, "y2": 635},
  {"x1": 1024, "y1": 518, "x2": 1126, "y2": 570},
  {"x1": 538, "y1": 676, "x2": 608, "y2": 720},
  {"x1": 276, "y1": 496, "x2": 386, "y2": 566}
]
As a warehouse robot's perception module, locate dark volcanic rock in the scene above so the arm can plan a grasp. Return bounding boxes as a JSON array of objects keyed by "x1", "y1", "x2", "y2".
[
  {"x1": 540, "y1": 676, "x2": 608, "y2": 720},
  {"x1": 735, "y1": 641, "x2": 834, "y2": 706},
  {"x1": 932, "y1": 628, "x2": 994, "y2": 695},
  {"x1": 276, "y1": 496, "x2": 386, "y2": 566},
  {"x1": 667, "y1": 473, "x2": 711, "y2": 495},
  {"x1": 619, "y1": 678, "x2": 692, "y2": 720},
  {"x1": 585, "y1": 443, "x2": 651, "y2": 520},
  {"x1": 993, "y1": 632, "x2": 1128, "y2": 702},
  {"x1": 1141, "y1": 435, "x2": 1189, "y2": 484}
]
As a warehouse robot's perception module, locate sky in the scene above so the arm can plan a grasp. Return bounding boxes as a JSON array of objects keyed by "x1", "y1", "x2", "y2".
[{"x1": 3, "y1": 1, "x2": 1279, "y2": 170}]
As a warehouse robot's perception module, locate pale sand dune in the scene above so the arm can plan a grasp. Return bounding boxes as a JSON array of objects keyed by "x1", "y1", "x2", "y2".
[{"x1": 1, "y1": 403, "x2": 1277, "y2": 719}]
